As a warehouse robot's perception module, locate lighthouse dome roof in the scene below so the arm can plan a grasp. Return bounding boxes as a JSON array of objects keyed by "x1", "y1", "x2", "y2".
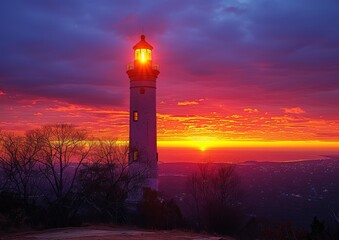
[{"x1": 133, "y1": 35, "x2": 153, "y2": 50}]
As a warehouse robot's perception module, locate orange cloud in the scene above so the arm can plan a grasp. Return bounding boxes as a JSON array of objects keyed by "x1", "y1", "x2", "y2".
[
  {"x1": 46, "y1": 105, "x2": 93, "y2": 112},
  {"x1": 244, "y1": 108, "x2": 259, "y2": 113},
  {"x1": 2, "y1": 96, "x2": 338, "y2": 146},
  {"x1": 177, "y1": 101, "x2": 199, "y2": 106},
  {"x1": 283, "y1": 107, "x2": 305, "y2": 114}
]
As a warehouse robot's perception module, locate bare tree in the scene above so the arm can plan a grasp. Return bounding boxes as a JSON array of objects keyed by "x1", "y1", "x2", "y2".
[
  {"x1": 78, "y1": 139, "x2": 149, "y2": 223},
  {"x1": 331, "y1": 210, "x2": 339, "y2": 238},
  {"x1": 210, "y1": 165, "x2": 239, "y2": 207},
  {"x1": 36, "y1": 124, "x2": 92, "y2": 204},
  {"x1": 187, "y1": 163, "x2": 242, "y2": 234},
  {"x1": 0, "y1": 125, "x2": 152, "y2": 226},
  {"x1": 0, "y1": 130, "x2": 43, "y2": 206},
  {"x1": 188, "y1": 164, "x2": 214, "y2": 229},
  {"x1": 189, "y1": 171, "x2": 201, "y2": 229}
]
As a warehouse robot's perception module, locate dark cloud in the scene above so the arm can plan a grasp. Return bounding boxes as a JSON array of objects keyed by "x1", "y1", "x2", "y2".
[{"x1": 0, "y1": 0, "x2": 338, "y2": 115}]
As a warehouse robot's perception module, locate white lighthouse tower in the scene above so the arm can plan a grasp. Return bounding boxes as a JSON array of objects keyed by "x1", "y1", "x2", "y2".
[{"x1": 127, "y1": 35, "x2": 159, "y2": 194}]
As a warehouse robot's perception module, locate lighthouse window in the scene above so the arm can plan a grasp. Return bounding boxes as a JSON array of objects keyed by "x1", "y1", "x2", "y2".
[
  {"x1": 133, "y1": 111, "x2": 138, "y2": 121},
  {"x1": 147, "y1": 49, "x2": 152, "y2": 60},
  {"x1": 133, "y1": 150, "x2": 138, "y2": 161},
  {"x1": 135, "y1": 49, "x2": 140, "y2": 60},
  {"x1": 140, "y1": 87, "x2": 145, "y2": 94}
]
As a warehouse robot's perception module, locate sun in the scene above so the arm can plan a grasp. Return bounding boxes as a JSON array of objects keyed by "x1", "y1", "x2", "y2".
[{"x1": 199, "y1": 146, "x2": 206, "y2": 152}]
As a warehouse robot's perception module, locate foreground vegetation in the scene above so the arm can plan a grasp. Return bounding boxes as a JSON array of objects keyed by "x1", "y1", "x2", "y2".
[
  {"x1": 0, "y1": 124, "x2": 143, "y2": 228},
  {"x1": 1, "y1": 124, "x2": 338, "y2": 239},
  {"x1": 0, "y1": 124, "x2": 243, "y2": 236}
]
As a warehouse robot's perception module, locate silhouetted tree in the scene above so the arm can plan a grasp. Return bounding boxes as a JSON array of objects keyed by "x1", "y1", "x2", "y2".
[
  {"x1": 0, "y1": 125, "x2": 158, "y2": 228},
  {"x1": 78, "y1": 139, "x2": 131, "y2": 223},
  {"x1": 136, "y1": 188, "x2": 183, "y2": 229},
  {"x1": 34, "y1": 124, "x2": 93, "y2": 226},
  {"x1": 0, "y1": 130, "x2": 43, "y2": 207},
  {"x1": 0, "y1": 191, "x2": 26, "y2": 230},
  {"x1": 333, "y1": 211, "x2": 339, "y2": 239},
  {"x1": 309, "y1": 216, "x2": 326, "y2": 240},
  {"x1": 187, "y1": 163, "x2": 243, "y2": 235}
]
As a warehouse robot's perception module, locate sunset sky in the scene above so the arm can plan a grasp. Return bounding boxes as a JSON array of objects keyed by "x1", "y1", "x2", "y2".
[{"x1": 1, "y1": 0, "x2": 339, "y2": 154}]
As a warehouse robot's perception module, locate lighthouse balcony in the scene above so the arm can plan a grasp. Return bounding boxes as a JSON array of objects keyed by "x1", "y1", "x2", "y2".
[{"x1": 127, "y1": 62, "x2": 159, "y2": 71}]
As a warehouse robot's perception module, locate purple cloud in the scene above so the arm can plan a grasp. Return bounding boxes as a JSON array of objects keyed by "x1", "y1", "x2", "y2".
[{"x1": 0, "y1": 0, "x2": 338, "y2": 118}]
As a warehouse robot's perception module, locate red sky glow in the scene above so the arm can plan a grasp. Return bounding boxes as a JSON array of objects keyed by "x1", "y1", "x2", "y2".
[{"x1": 1, "y1": 0, "x2": 339, "y2": 160}]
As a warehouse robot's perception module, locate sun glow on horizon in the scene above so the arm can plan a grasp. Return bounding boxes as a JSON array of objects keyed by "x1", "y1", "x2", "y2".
[
  {"x1": 200, "y1": 146, "x2": 206, "y2": 152},
  {"x1": 157, "y1": 140, "x2": 339, "y2": 149}
]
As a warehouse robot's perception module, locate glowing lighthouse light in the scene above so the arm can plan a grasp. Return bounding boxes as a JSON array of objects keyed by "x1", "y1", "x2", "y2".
[
  {"x1": 133, "y1": 35, "x2": 153, "y2": 63},
  {"x1": 135, "y1": 48, "x2": 152, "y2": 62},
  {"x1": 141, "y1": 50, "x2": 145, "y2": 62}
]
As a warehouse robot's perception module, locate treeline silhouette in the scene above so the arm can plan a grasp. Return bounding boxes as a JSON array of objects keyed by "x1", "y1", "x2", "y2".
[
  {"x1": 0, "y1": 124, "x2": 184, "y2": 230},
  {"x1": 1, "y1": 124, "x2": 339, "y2": 239},
  {"x1": 0, "y1": 124, "x2": 242, "y2": 234},
  {"x1": 0, "y1": 124, "x2": 145, "y2": 228}
]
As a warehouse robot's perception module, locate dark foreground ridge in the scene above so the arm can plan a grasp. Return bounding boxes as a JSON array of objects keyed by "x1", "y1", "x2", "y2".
[{"x1": 2, "y1": 226, "x2": 235, "y2": 240}]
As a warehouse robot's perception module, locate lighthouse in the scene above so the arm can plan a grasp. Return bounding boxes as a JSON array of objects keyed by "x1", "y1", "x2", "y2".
[{"x1": 127, "y1": 35, "x2": 159, "y2": 194}]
